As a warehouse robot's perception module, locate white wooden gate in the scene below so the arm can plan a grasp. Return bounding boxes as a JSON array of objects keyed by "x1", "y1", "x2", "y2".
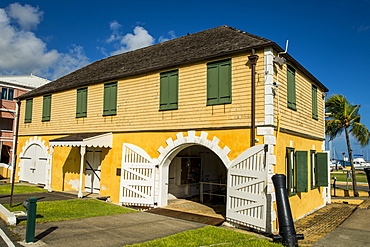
[
  {"x1": 119, "y1": 143, "x2": 155, "y2": 207},
  {"x1": 20, "y1": 144, "x2": 47, "y2": 185},
  {"x1": 226, "y1": 144, "x2": 268, "y2": 231}
]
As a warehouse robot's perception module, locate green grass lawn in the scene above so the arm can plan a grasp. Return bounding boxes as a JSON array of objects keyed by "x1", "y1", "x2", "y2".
[
  {"x1": 0, "y1": 185, "x2": 47, "y2": 194},
  {"x1": 4, "y1": 199, "x2": 137, "y2": 224},
  {"x1": 126, "y1": 226, "x2": 282, "y2": 247},
  {"x1": 330, "y1": 171, "x2": 368, "y2": 183}
]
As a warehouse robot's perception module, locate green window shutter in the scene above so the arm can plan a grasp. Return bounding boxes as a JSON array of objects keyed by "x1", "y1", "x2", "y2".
[
  {"x1": 160, "y1": 74, "x2": 169, "y2": 110},
  {"x1": 317, "y1": 152, "x2": 329, "y2": 186},
  {"x1": 287, "y1": 65, "x2": 296, "y2": 110},
  {"x1": 207, "y1": 59, "x2": 231, "y2": 105},
  {"x1": 207, "y1": 63, "x2": 219, "y2": 105},
  {"x1": 219, "y1": 60, "x2": 231, "y2": 104},
  {"x1": 103, "y1": 84, "x2": 110, "y2": 115},
  {"x1": 103, "y1": 82, "x2": 117, "y2": 116},
  {"x1": 76, "y1": 88, "x2": 87, "y2": 118},
  {"x1": 160, "y1": 70, "x2": 178, "y2": 110},
  {"x1": 168, "y1": 72, "x2": 178, "y2": 109},
  {"x1": 24, "y1": 98, "x2": 33, "y2": 123},
  {"x1": 110, "y1": 83, "x2": 117, "y2": 114},
  {"x1": 42, "y1": 95, "x2": 51, "y2": 122},
  {"x1": 296, "y1": 151, "x2": 308, "y2": 192},
  {"x1": 312, "y1": 85, "x2": 318, "y2": 120}
]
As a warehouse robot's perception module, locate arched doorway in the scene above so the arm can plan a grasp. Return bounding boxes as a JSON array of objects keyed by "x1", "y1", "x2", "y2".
[
  {"x1": 119, "y1": 131, "x2": 269, "y2": 232},
  {"x1": 167, "y1": 145, "x2": 227, "y2": 215},
  {"x1": 19, "y1": 137, "x2": 49, "y2": 185}
]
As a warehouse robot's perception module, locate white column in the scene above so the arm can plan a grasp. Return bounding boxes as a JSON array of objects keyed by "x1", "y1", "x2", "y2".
[
  {"x1": 263, "y1": 47, "x2": 277, "y2": 233},
  {"x1": 78, "y1": 146, "x2": 86, "y2": 198},
  {"x1": 45, "y1": 146, "x2": 54, "y2": 192},
  {"x1": 264, "y1": 47, "x2": 274, "y2": 125}
]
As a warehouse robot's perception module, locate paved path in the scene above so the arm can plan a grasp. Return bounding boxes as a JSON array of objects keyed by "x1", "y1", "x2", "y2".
[
  {"x1": 2, "y1": 190, "x2": 370, "y2": 246},
  {"x1": 0, "y1": 191, "x2": 77, "y2": 205},
  {"x1": 0, "y1": 191, "x2": 206, "y2": 246},
  {"x1": 14, "y1": 212, "x2": 205, "y2": 247},
  {"x1": 312, "y1": 201, "x2": 370, "y2": 247},
  {"x1": 0, "y1": 218, "x2": 22, "y2": 246}
]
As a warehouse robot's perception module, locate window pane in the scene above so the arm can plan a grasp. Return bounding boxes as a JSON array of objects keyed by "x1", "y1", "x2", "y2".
[
  {"x1": 311, "y1": 151, "x2": 317, "y2": 189},
  {"x1": 286, "y1": 148, "x2": 296, "y2": 195},
  {"x1": 0, "y1": 118, "x2": 13, "y2": 130},
  {"x1": 8, "y1": 89, "x2": 14, "y2": 101},
  {"x1": 1, "y1": 88, "x2": 7, "y2": 100}
]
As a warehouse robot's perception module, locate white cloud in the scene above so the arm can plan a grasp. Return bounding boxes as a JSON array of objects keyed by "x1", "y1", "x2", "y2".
[
  {"x1": 47, "y1": 45, "x2": 89, "y2": 80},
  {"x1": 105, "y1": 23, "x2": 176, "y2": 56},
  {"x1": 107, "y1": 20, "x2": 122, "y2": 43},
  {"x1": 6, "y1": 3, "x2": 42, "y2": 30},
  {"x1": 108, "y1": 25, "x2": 155, "y2": 55},
  {"x1": 0, "y1": 3, "x2": 89, "y2": 80},
  {"x1": 158, "y1": 30, "x2": 177, "y2": 43},
  {"x1": 357, "y1": 25, "x2": 370, "y2": 33}
]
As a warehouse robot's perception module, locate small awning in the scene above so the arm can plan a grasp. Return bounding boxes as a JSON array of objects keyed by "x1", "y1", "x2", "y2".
[{"x1": 49, "y1": 132, "x2": 112, "y2": 148}]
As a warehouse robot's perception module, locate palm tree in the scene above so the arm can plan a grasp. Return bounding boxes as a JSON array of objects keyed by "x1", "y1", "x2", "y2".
[{"x1": 325, "y1": 94, "x2": 370, "y2": 197}]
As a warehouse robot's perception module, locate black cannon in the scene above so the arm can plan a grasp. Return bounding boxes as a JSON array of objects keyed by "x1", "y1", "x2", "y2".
[{"x1": 272, "y1": 174, "x2": 304, "y2": 247}]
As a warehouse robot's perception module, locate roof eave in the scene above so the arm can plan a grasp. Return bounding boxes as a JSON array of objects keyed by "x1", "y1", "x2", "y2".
[{"x1": 17, "y1": 42, "x2": 277, "y2": 100}]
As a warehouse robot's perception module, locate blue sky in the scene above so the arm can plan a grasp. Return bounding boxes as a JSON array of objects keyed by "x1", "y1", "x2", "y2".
[{"x1": 1, "y1": 0, "x2": 370, "y2": 158}]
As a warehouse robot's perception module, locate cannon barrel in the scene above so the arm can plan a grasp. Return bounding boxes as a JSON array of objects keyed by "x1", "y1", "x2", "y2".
[{"x1": 272, "y1": 174, "x2": 304, "y2": 247}]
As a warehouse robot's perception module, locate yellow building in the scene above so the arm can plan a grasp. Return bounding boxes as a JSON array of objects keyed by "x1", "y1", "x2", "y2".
[{"x1": 15, "y1": 26, "x2": 329, "y2": 233}]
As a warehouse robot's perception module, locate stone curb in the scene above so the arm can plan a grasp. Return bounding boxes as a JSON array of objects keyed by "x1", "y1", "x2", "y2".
[{"x1": 0, "y1": 204, "x2": 16, "y2": 226}]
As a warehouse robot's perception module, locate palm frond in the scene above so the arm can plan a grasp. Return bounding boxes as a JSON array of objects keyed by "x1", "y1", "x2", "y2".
[
  {"x1": 350, "y1": 122, "x2": 370, "y2": 147},
  {"x1": 326, "y1": 94, "x2": 369, "y2": 147}
]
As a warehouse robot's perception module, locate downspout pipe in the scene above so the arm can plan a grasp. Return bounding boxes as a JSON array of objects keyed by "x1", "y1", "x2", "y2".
[
  {"x1": 248, "y1": 52, "x2": 259, "y2": 147},
  {"x1": 10, "y1": 99, "x2": 21, "y2": 207}
]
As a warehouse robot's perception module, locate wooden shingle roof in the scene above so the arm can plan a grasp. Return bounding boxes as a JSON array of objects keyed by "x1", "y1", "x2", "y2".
[{"x1": 18, "y1": 25, "x2": 327, "y2": 100}]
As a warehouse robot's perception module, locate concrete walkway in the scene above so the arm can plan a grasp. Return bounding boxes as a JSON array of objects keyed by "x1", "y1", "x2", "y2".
[
  {"x1": 312, "y1": 200, "x2": 370, "y2": 247},
  {"x1": 14, "y1": 212, "x2": 205, "y2": 247},
  {"x1": 2, "y1": 188, "x2": 370, "y2": 246}
]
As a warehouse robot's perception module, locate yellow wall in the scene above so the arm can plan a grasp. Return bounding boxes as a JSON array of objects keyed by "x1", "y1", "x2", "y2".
[
  {"x1": 18, "y1": 50, "x2": 266, "y2": 136},
  {"x1": 15, "y1": 45, "x2": 328, "y2": 226},
  {"x1": 273, "y1": 57, "x2": 325, "y2": 139},
  {"x1": 17, "y1": 128, "x2": 256, "y2": 203},
  {"x1": 0, "y1": 166, "x2": 11, "y2": 178},
  {"x1": 275, "y1": 131, "x2": 326, "y2": 219}
]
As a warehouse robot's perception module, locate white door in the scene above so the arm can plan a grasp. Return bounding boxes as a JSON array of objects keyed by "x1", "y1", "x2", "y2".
[
  {"x1": 85, "y1": 149, "x2": 101, "y2": 194},
  {"x1": 226, "y1": 144, "x2": 268, "y2": 231},
  {"x1": 120, "y1": 143, "x2": 155, "y2": 207},
  {"x1": 20, "y1": 144, "x2": 47, "y2": 185}
]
